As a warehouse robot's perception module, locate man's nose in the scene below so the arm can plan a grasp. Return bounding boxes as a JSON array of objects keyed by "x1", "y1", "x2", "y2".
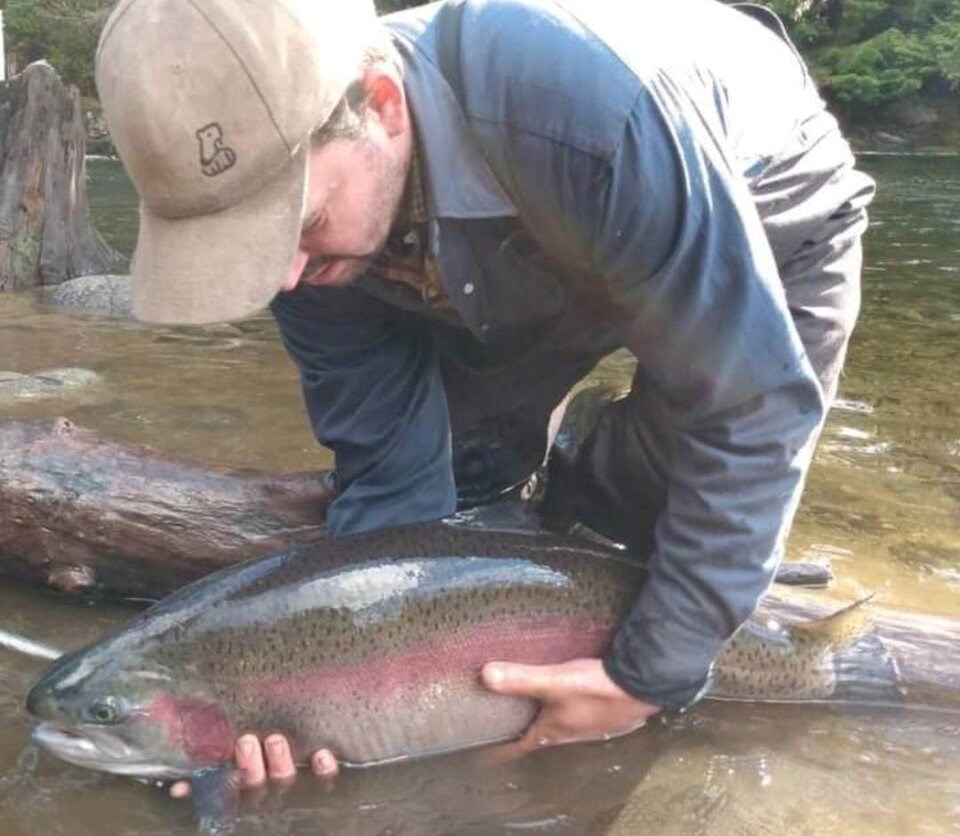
[{"x1": 281, "y1": 250, "x2": 310, "y2": 292}]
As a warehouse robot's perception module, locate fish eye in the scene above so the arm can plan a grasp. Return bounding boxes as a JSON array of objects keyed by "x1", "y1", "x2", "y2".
[{"x1": 85, "y1": 696, "x2": 125, "y2": 725}]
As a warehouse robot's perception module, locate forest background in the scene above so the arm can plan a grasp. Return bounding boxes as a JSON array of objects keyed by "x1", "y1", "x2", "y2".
[{"x1": 1, "y1": 0, "x2": 958, "y2": 149}]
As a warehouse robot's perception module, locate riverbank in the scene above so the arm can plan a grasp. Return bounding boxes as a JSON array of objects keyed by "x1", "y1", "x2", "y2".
[{"x1": 842, "y1": 95, "x2": 960, "y2": 155}]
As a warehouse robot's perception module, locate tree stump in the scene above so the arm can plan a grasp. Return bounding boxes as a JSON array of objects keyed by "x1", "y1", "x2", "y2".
[{"x1": 0, "y1": 61, "x2": 123, "y2": 291}]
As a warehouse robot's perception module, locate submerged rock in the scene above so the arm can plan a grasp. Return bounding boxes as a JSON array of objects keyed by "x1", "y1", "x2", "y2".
[{"x1": 40, "y1": 274, "x2": 132, "y2": 318}]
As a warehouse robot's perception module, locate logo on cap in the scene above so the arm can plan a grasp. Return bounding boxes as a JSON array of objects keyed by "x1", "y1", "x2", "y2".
[{"x1": 196, "y1": 123, "x2": 237, "y2": 177}]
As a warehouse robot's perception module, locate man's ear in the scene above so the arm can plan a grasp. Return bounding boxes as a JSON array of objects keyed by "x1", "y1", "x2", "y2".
[{"x1": 362, "y1": 68, "x2": 408, "y2": 138}]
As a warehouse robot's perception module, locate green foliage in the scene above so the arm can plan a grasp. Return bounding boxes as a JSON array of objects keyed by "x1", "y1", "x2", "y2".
[
  {"x1": 817, "y1": 27, "x2": 936, "y2": 105},
  {"x1": 0, "y1": 0, "x2": 425, "y2": 93},
  {"x1": 1, "y1": 0, "x2": 956, "y2": 117},
  {"x1": 834, "y1": 0, "x2": 892, "y2": 42},
  {"x1": 928, "y1": 11, "x2": 960, "y2": 87},
  {"x1": 754, "y1": 0, "x2": 960, "y2": 112},
  {"x1": 2, "y1": 0, "x2": 109, "y2": 94}
]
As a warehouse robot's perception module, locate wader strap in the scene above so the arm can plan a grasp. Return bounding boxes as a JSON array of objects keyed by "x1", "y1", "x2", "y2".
[
  {"x1": 730, "y1": 2, "x2": 808, "y2": 72},
  {"x1": 437, "y1": 0, "x2": 467, "y2": 102}
]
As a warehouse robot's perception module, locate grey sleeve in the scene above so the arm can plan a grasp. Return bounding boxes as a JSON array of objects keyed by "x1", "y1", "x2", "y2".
[
  {"x1": 488, "y1": 84, "x2": 826, "y2": 708},
  {"x1": 597, "y1": 91, "x2": 826, "y2": 708},
  {"x1": 270, "y1": 285, "x2": 457, "y2": 536}
]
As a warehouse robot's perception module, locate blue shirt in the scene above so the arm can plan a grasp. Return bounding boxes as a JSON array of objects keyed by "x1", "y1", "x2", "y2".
[{"x1": 272, "y1": 0, "x2": 871, "y2": 708}]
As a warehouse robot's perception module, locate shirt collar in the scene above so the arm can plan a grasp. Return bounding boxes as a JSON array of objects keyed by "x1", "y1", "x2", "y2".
[
  {"x1": 398, "y1": 140, "x2": 429, "y2": 226},
  {"x1": 389, "y1": 25, "x2": 517, "y2": 221}
]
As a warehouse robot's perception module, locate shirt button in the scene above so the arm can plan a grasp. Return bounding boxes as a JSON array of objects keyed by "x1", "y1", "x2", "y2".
[{"x1": 463, "y1": 283, "x2": 475, "y2": 295}]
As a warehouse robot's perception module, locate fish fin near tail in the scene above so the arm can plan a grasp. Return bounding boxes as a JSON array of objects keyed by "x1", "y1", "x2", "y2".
[
  {"x1": 792, "y1": 592, "x2": 877, "y2": 649},
  {"x1": 190, "y1": 765, "x2": 241, "y2": 836}
]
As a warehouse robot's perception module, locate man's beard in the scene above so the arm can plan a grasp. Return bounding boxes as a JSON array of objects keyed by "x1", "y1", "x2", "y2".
[{"x1": 300, "y1": 143, "x2": 410, "y2": 288}]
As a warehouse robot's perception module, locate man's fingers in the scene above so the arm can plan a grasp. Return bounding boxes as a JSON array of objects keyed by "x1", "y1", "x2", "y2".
[
  {"x1": 482, "y1": 661, "x2": 569, "y2": 700},
  {"x1": 169, "y1": 780, "x2": 191, "y2": 799},
  {"x1": 235, "y1": 734, "x2": 267, "y2": 789},
  {"x1": 263, "y1": 734, "x2": 297, "y2": 783},
  {"x1": 310, "y1": 748, "x2": 340, "y2": 780}
]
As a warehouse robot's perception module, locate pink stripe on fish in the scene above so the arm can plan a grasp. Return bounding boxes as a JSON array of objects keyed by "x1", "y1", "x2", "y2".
[{"x1": 241, "y1": 615, "x2": 616, "y2": 703}]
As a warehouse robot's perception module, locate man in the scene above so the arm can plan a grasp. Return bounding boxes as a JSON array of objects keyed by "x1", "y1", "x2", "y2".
[{"x1": 96, "y1": 0, "x2": 875, "y2": 791}]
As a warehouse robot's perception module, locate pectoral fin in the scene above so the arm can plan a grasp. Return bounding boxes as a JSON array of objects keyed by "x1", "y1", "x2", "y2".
[{"x1": 190, "y1": 765, "x2": 241, "y2": 836}]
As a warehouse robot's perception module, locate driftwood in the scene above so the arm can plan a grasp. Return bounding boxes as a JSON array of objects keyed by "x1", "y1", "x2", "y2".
[
  {"x1": 0, "y1": 419, "x2": 333, "y2": 600},
  {"x1": 0, "y1": 415, "x2": 833, "y2": 602},
  {"x1": 0, "y1": 62, "x2": 123, "y2": 290},
  {"x1": 759, "y1": 594, "x2": 960, "y2": 714}
]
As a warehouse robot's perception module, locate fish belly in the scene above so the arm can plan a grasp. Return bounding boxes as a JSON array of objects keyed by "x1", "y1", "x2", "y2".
[{"x1": 228, "y1": 614, "x2": 615, "y2": 765}]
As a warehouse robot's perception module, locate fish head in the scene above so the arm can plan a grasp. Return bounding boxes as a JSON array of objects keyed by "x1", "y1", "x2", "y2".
[{"x1": 26, "y1": 644, "x2": 233, "y2": 780}]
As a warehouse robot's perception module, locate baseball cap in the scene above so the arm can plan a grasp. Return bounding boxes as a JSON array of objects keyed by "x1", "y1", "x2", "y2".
[{"x1": 95, "y1": 0, "x2": 377, "y2": 324}]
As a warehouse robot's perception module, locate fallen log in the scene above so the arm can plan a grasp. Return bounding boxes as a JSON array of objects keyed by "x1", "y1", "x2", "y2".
[
  {"x1": 0, "y1": 418, "x2": 333, "y2": 600},
  {"x1": 0, "y1": 417, "x2": 833, "y2": 602},
  {"x1": 0, "y1": 62, "x2": 124, "y2": 290}
]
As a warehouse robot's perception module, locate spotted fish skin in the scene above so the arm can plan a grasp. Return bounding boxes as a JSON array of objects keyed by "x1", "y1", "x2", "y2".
[
  {"x1": 711, "y1": 595, "x2": 887, "y2": 703},
  {"x1": 30, "y1": 519, "x2": 947, "y2": 781},
  {"x1": 711, "y1": 615, "x2": 846, "y2": 701},
  {"x1": 28, "y1": 521, "x2": 642, "y2": 767}
]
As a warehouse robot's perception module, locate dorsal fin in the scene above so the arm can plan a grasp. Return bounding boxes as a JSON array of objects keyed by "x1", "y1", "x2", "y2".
[{"x1": 443, "y1": 500, "x2": 542, "y2": 534}]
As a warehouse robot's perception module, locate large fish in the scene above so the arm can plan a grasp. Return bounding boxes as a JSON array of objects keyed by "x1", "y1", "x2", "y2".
[{"x1": 25, "y1": 518, "x2": 960, "y2": 826}]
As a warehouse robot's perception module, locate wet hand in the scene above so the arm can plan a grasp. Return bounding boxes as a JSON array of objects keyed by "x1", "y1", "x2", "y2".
[
  {"x1": 481, "y1": 658, "x2": 659, "y2": 754},
  {"x1": 168, "y1": 733, "x2": 339, "y2": 799}
]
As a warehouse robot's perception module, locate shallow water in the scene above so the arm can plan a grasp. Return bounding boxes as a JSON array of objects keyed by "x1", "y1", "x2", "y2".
[{"x1": 0, "y1": 154, "x2": 957, "y2": 834}]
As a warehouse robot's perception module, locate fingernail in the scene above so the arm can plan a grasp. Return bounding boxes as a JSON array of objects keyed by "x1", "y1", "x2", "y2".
[
  {"x1": 312, "y1": 749, "x2": 338, "y2": 778},
  {"x1": 267, "y1": 737, "x2": 285, "y2": 755},
  {"x1": 239, "y1": 739, "x2": 256, "y2": 759},
  {"x1": 485, "y1": 665, "x2": 504, "y2": 686}
]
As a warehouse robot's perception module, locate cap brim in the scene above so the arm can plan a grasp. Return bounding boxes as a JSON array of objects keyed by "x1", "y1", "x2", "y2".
[{"x1": 131, "y1": 145, "x2": 308, "y2": 325}]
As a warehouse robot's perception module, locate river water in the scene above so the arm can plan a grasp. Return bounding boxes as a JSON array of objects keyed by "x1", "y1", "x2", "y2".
[{"x1": 0, "y1": 155, "x2": 957, "y2": 834}]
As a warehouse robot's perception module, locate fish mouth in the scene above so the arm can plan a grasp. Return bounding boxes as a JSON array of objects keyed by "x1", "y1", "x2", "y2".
[{"x1": 32, "y1": 723, "x2": 184, "y2": 779}]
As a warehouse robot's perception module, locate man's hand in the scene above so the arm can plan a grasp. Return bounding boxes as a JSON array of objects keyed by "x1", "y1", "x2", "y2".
[
  {"x1": 481, "y1": 658, "x2": 659, "y2": 755},
  {"x1": 168, "y1": 734, "x2": 338, "y2": 799},
  {"x1": 169, "y1": 657, "x2": 656, "y2": 798}
]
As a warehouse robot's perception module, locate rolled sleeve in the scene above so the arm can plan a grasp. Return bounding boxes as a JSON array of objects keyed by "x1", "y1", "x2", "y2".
[{"x1": 270, "y1": 285, "x2": 456, "y2": 536}]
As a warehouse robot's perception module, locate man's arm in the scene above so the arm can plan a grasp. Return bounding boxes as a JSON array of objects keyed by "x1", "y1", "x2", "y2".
[
  {"x1": 270, "y1": 283, "x2": 456, "y2": 536},
  {"x1": 477, "y1": 87, "x2": 825, "y2": 710},
  {"x1": 595, "y1": 88, "x2": 825, "y2": 708}
]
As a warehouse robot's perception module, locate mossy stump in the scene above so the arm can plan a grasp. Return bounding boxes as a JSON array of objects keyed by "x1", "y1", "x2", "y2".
[{"x1": 0, "y1": 62, "x2": 123, "y2": 291}]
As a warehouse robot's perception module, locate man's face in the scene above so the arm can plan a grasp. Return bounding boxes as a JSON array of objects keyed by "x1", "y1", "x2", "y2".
[{"x1": 280, "y1": 132, "x2": 409, "y2": 291}]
